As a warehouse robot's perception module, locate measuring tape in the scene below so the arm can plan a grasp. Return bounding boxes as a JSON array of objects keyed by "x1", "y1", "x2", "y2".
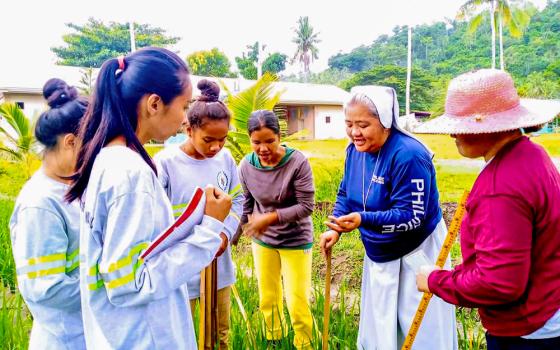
[{"x1": 401, "y1": 190, "x2": 470, "y2": 350}]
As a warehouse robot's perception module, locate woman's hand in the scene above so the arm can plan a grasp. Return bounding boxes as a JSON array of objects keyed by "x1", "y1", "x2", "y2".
[
  {"x1": 319, "y1": 230, "x2": 340, "y2": 257},
  {"x1": 325, "y1": 213, "x2": 361, "y2": 233},
  {"x1": 416, "y1": 265, "x2": 441, "y2": 293},
  {"x1": 242, "y1": 212, "x2": 278, "y2": 238},
  {"x1": 215, "y1": 233, "x2": 229, "y2": 257},
  {"x1": 204, "y1": 185, "x2": 232, "y2": 222}
]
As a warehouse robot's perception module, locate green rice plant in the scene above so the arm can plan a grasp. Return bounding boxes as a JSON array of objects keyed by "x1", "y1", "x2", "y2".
[
  {"x1": 0, "y1": 199, "x2": 16, "y2": 290},
  {"x1": 228, "y1": 258, "x2": 296, "y2": 349},
  {"x1": 312, "y1": 280, "x2": 359, "y2": 349},
  {"x1": 457, "y1": 307, "x2": 486, "y2": 350},
  {"x1": 228, "y1": 240, "x2": 361, "y2": 349},
  {"x1": 0, "y1": 283, "x2": 32, "y2": 349},
  {"x1": 0, "y1": 159, "x2": 37, "y2": 198},
  {"x1": 435, "y1": 165, "x2": 478, "y2": 203},
  {"x1": 310, "y1": 160, "x2": 344, "y2": 204}
]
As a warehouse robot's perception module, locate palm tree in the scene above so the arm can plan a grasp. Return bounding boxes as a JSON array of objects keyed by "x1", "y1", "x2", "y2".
[
  {"x1": 220, "y1": 73, "x2": 285, "y2": 162},
  {"x1": 291, "y1": 16, "x2": 321, "y2": 81},
  {"x1": 457, "y1": 0, "x2": 533, "y2": 70},
  {"x1": 457, "y1": 0, "x2": 498, "y2": 68},
  {"x1": 0, "y1": 103, "x2": 37, "y2": 178},
  {"x1": 496, "y1": 0, "x2": 534, "y2": 70}
]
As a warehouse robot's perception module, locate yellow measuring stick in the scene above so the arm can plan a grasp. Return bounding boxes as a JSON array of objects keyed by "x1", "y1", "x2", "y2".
[{"x1": 401, "y1": 190, "x2": 470, "y2": 350}]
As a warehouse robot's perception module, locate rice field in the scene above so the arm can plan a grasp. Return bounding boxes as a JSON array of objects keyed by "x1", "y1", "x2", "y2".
[{"x1": 1, "y1": 133, "x2": 558, "y2": 349}]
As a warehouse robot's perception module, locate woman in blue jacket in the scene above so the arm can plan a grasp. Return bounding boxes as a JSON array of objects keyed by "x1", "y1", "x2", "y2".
[{"x1": 319, "y1": 86, "x2": 457, "y2": 350}]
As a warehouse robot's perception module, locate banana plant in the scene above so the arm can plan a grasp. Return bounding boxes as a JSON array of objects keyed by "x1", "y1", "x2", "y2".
[{"x1": 220, "y1": 73, "x2": 285, "y2": 162}]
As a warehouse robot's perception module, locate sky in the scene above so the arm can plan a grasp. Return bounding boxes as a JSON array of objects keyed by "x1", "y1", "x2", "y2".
[{"x1": 0, "y1": 0, "x2": 548, "y2": 76}]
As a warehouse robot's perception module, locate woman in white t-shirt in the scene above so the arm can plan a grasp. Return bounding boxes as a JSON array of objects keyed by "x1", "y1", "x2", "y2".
[
  {"x1": 65, "y1": 48, "x2": 231, "y2": 349},
  {"x1": 155, "y1": 79, "x2": 243, "y2": 350}
]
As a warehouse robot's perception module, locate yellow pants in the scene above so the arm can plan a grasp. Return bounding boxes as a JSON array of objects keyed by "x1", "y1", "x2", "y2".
[
  {"x1": 190, "y1": 286, "x2": 231, "y2": 350},
  {"x1": 252, "y1": 242, "x2": 313, "y2": 349}
]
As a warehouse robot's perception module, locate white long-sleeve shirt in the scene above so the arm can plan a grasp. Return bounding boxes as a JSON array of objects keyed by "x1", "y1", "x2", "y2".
[
  {"x1": 155, "y1": 146, "x2": 243, "y2": 298},
  {"x1": 10, "y1": 168, "x2": 85, "y2": 350},
  {"x1": 80, "y1": 146, "x2": 222, "y2": 349}
]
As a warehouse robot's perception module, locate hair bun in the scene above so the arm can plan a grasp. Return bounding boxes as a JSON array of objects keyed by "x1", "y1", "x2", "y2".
[
  {"x1": 197, "y1": 79, "x2": 220, "y2": 102},
  {"x1": 43, "y1": 78, "x2": 78, "y2": 108}
]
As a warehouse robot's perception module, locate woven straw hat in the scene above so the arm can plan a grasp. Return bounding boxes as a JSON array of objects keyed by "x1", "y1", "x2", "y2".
[{"x1": 415, "y1": 69, "x2": 560, "y2": 134}]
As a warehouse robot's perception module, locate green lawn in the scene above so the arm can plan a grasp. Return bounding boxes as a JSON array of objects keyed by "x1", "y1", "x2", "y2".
[
  {"x1": 533, "y1": 133, "x2": 560, "y2": 156},
  {"x1": 289, "y1": 133, "x2": 559, "y2": 204},
  {"x1": 291, "y1": 133, "x2": 560, "y2": 161}
]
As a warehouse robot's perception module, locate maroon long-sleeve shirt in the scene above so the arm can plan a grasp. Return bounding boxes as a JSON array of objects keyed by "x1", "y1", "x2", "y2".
[{"x1": 428, "y1": 136, "x2": 560, "y2": 336}]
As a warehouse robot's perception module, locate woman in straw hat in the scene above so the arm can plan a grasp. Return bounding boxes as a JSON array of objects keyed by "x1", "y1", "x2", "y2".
[
  {"x1": 416, "y1": 69, "x2": 560, "y2": 350},
  {"x1": 319, "y1": 86, "x2": 457, "y2": 350}
]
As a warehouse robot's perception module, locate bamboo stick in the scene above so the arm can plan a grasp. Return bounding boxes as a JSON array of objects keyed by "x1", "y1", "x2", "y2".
[
  {"x1": 204, "y1": 265, "x2": 212, "y2": 350},
  {"x1": 198, "y1": 270, "x2": 206, "y2": 350},
  {"x1": 211, "y1": 259, "x2": 219, "y2": 349}
]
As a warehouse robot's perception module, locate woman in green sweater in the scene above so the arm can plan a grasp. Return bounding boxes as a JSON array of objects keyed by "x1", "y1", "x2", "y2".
[{"x1": 236, "y1": 110, "x2": 315, "y2": 349}]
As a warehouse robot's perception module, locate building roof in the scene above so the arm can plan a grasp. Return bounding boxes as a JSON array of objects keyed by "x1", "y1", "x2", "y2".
[
  {"x1": 0, "y1": 64, "x2": 350, "y2": 106},
  {"x1": 0, "y1": 65, "x2": 86, "y2": 95}
]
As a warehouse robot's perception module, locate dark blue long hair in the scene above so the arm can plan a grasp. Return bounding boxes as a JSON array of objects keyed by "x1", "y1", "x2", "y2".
[{"x1": 66, "y1": 47, "x2": 190, "y2": 202}]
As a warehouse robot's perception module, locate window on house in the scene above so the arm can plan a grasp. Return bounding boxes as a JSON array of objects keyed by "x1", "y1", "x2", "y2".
[
  {"x1": 325, "y1": 116, "x2": 331, "y2": 124},
  {"x1": 16, "y1": 102, "x2": 24, "y2": 109}
]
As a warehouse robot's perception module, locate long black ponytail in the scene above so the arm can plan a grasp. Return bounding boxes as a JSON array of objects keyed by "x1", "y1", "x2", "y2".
[{"x1": 66, "y1": 47, "x2": 190, "y2": 202}]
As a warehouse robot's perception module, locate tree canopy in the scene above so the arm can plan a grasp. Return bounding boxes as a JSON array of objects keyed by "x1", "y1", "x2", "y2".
[
  {"x1": 187, "y1": 48, "x2": 235, "y2": 77},
  {"x1": 52, "y1": 18, "x2": 179, "y2": 67}
]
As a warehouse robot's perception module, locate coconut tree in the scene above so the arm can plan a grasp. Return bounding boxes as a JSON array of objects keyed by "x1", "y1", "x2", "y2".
[
  {"x1": 496, "y1": 0, "x2": 534, "y2": 70},
  {"x1": 457, "y1": 0, "x2": 534, "y2": 70},
  {"x1": 457, "y1": 0, "x2": 499, "y2": 68},
  {"x1": 291, "y1": 16, "x2": 321, "y2": 81}
]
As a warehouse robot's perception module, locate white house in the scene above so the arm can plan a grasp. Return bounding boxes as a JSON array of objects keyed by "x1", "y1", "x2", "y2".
[{"x1": 0, "y1": 65, "x2": 350, "y2": 140}]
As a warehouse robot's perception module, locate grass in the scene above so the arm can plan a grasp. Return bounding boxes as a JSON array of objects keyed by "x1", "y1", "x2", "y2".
[
  {"x1": 0, "y1": 199, "x2": 16, "y2": 290},
  {"x1": 0, "y1": 158, "x2": 39, "y2": 199},
  {"x1": 435, "y1": 165, "x2": 478, "y2": 203},
  {"x1": 291, "y1": 132, "x2": 560, "y2": 160},
  {"x1": 0, "y1": 194, "x2": 32, "y2": 350},
  {"x1": 288, "y1": 137, "x2": 478, "y2": 204},
  {"x1": 532, "y1": 133, "x2": 560, "y2": 156},
  {"x1": 0, "y1": 285, "x2": 32, "y2": 350},
  {"x1": 210, "y1": 255, "x2": 360, "y2": 349}
]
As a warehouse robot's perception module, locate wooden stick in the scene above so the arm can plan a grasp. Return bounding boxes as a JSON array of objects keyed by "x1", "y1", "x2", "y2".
[
  {"x1": 204, "y1": 265, "x2": 212, "y2": 350},
  {"x1": 322, "y1": 248, "x2": 332, "y2": 350},
  {"x1": 401, "y1": 190, "x2": 470, "y2": 350},
  {"x1": 198, "y1": 270, "x2": 206, "y2": 350},
  {"x1": 211, "y1": 259, "x2": 219, "y2": 349}
]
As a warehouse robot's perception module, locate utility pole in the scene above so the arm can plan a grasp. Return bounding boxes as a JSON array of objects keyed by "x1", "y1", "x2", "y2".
[
  {"x1": 129, "y1": 21, "x2": 136, "y2": 52},
  {"x1": 406, "y1": 25, "x2": 412, "y2": 116},
  {"x1": 257, "y1": 42, "x2": 266, "y2": 79}
]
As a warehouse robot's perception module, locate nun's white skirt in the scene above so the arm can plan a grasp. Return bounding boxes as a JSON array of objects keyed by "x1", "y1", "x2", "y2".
[{"x1": 357, "y1": 219, "x2": 458, "y2": 350}]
